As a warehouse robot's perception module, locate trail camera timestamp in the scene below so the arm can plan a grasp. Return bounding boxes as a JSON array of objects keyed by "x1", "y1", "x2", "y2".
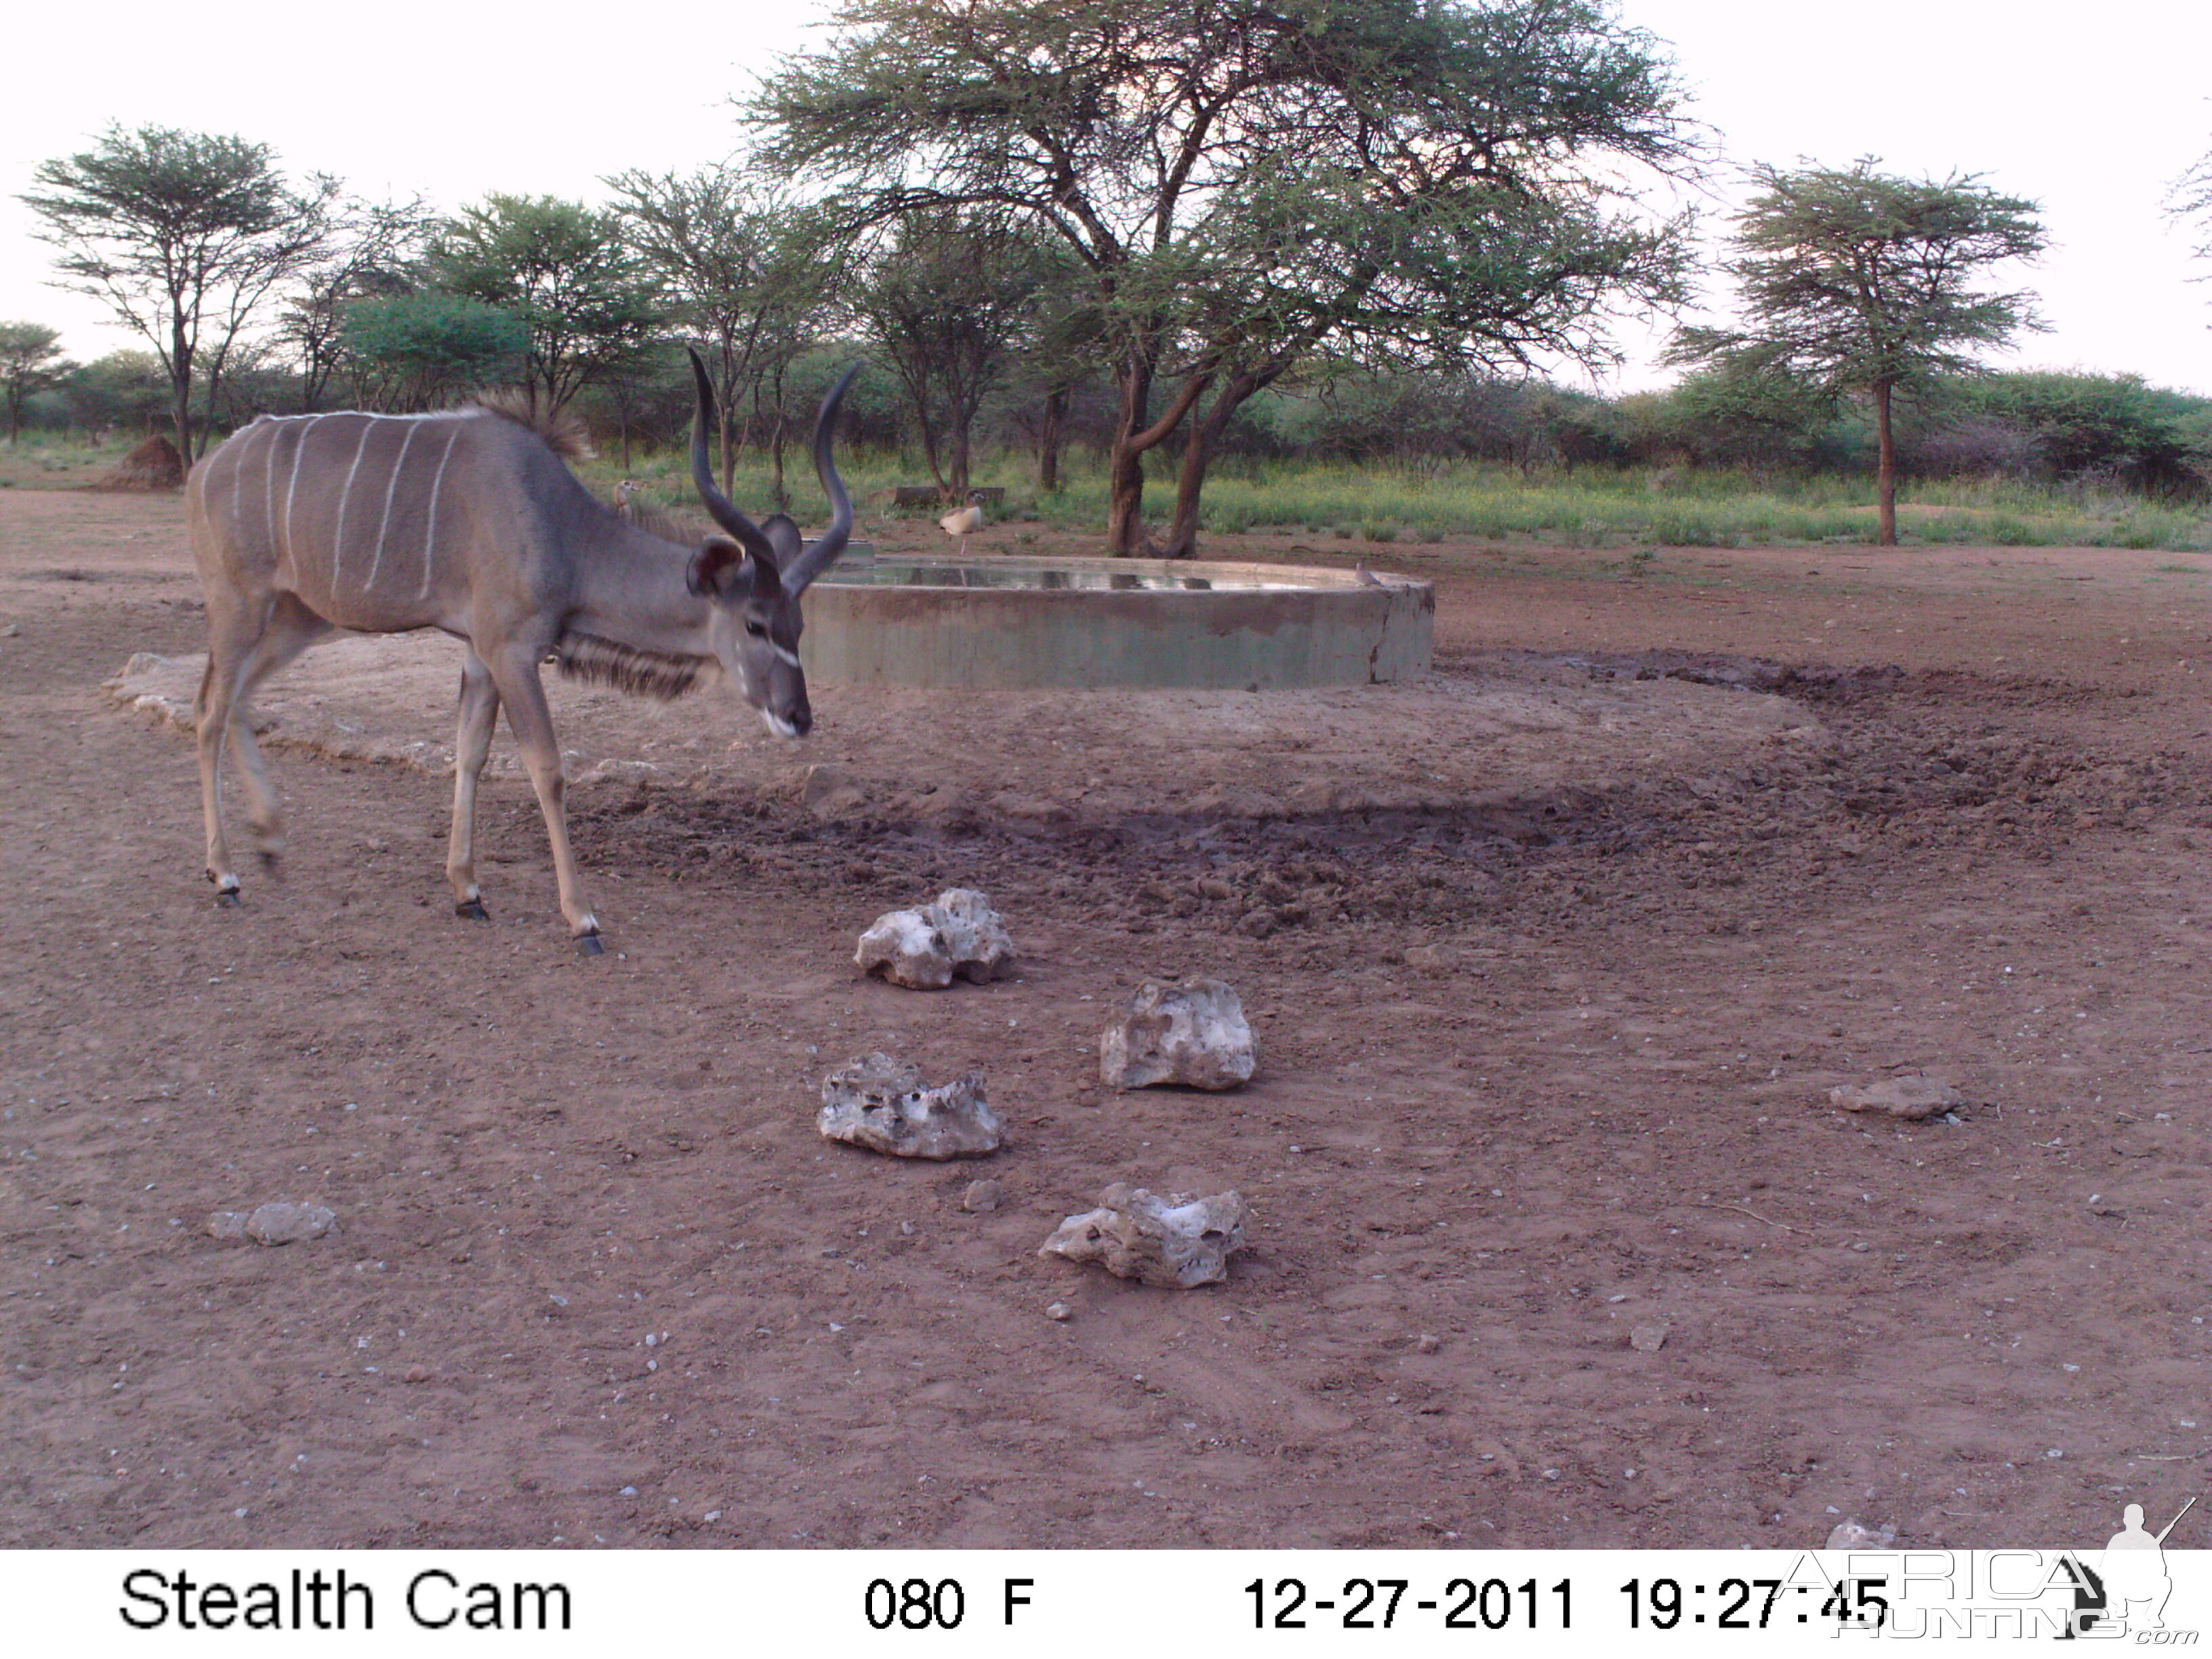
[{"x1": 1246, "y1": 1576, "x2": 1572, "y2": 1631}]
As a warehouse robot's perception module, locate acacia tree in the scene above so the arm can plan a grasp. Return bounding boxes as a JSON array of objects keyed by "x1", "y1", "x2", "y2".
[
  {"x1": 1666, "y1": 160, "x2": 2047, "y2": 546},
  {"x1": 279, "y1": 196, "x2": 434, "y2": 411},
  {"x1": 605, "y1": 168, "x2": 840, "y2": 498},
  {"x1": 2171, "y1": 140, "x2": 2212, "y2": 292},
  {"x1": 21, "y1": 125, "x2": 339, "y2": 459},
  {"x1": 754, "y1": 0, "x2": 1694, "y2": 555},
  {"x1": 431, "y1": 194, "x2": 664, "y2": 413},
  {"x1": 0, "y1": 322, "x2": 75, "y2": 442},
  {"x1": 851, "y1": 211, "x2": 1054, "y2": 497}
]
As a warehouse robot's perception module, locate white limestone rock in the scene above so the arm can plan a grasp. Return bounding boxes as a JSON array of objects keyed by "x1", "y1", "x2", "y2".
[
  {"x1": 931, "y1": 889, "x2": 1017, "y2": 982},
  {"x1": 855, "y1": 908, "x2": 955, "y2": 989},
  {"x1": 855, "y1": 889, "x2": 1015, "y2": 989},
  {"x1": 817, "y1": 1052, "x2": 1004, "y2": 1160},
  {"x1": 1039, "y1": 1183, "x2": 1248, "y2": 1288},
  {"x1": 1100, "y1": 977, "x2": 1256, "y2": 1090}
]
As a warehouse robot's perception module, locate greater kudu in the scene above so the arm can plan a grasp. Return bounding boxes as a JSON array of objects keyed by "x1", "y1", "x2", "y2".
[{"x1": 186, "y1": 352, "x2": 857, "y2": 951}]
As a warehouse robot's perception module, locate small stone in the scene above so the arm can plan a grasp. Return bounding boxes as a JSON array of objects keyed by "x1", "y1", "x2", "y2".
[
  {"x1": 1629, "y1": 1324, "x2": 1670, "y2": 1353},
  {"x1": 403, "y1": 1365, "x2": 430, "y2": 1385},
  {"x1": 1045, "y1": 1302, "x2": 1072, "y2": 1322},
  {"x1": 817, "y1": 1052, "x2": 1003, "y2": 1160},
  {"x1": 1415, "y1": 1332, "x2": 1442, "y2": 1355},
  {"x1": 205, "y1": 1210, "x2": 249, "y2": 1241},
  {"x1": 962, "y1": 1179, "x2": 1004, "y2": 1212},
  {"x1": 1828, "y1": 1074, "x2": 1963, "y2": 1120},
  {"x1": 1825, "y1": 1518, "x2": 1897, "y2": 1549},
  {"x1": 1100, "y1": 977, "x2": 1256, "y2": 1091},
  {"x1": 243, "y1": 1201, "x2": 335, "y2": 1245},
  {"x1": 1040, "y1": 1183, "x2": 1248, "y2": 1288}
]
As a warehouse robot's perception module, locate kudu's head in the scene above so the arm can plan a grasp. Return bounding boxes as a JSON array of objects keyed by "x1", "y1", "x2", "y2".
[{"x1": 684, "y1": 351, "x2": 859, "y2": 739}]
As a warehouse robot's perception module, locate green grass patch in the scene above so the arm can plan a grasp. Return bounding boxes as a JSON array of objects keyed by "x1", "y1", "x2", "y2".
[{"x1": 563, "y1": 447, "x2": 2212, "y2": 553}]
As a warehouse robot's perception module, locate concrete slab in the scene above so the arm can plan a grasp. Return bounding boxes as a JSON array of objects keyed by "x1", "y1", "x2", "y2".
[{"x1": 802, "y1": 556, "x2": 1433, "y2": 689}]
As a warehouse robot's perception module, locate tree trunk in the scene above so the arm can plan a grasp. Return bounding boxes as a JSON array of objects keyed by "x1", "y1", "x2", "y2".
[
  {"x1": 1104, "y1": 351, "x2": 1214, "y2": 555},
  {"x1": 1875, "y1": 379, "x2": 1898, "y2": 547},
  {"x1": 914, "y1": 392, "x2": 947, "y2": 495},
  {"x1": 1160, "y1": 373, "x2": 1263, "y2": 558},
  {"x1": 1106, "y1": 354, "x2": 1157, "y2": 554},
  {"x1": 948, "y1": 416, "x2": 971, "y2": 499},
  {"x1": 1159, "y1": 373, "x2": 1265, "y2": 562},
  {"x1": 169, "y1": 319, "x2": 194, "y2": 466},
  {"x1": 765, "y1": 370, "x2": 790, "y2": 512},
  {"x1": 1037, "y1": 386, "x2": 1065, "y2": 494},
  {"x1": 1106, "y1": 433, "x2": 1150, "y2": 554}
]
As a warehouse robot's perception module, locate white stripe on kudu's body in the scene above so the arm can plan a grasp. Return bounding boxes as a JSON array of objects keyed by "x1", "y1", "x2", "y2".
[{"x1": 185, "y1": 359, "x2": 858, "y2": 949}]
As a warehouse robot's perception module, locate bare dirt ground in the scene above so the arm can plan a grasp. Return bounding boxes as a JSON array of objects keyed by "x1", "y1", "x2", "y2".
[{"x1": 2, "y1": 480, "x2": 2209, "y2": 1551}]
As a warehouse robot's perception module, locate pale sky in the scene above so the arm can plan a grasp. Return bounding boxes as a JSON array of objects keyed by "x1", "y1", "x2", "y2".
[{"x1": 4, "y1": 0, "x2": 2209, "y2": 396}]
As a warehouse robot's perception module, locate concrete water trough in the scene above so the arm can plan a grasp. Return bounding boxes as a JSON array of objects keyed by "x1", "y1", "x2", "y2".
[{"x1": 800, "y1": 556, "x2": 1433, "y2": 690}]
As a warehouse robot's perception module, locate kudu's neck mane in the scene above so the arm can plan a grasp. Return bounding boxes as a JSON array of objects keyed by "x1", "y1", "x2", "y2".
[{"x1": 552, "y1": 480, "x2": 730, "y2": 702}]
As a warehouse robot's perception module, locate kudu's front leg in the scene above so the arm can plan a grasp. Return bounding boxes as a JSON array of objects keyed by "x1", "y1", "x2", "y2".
[
  {"x1": 196, "y1": 598, "x2": 327, "y2": 905},
  {"x1": 486, "y1": 649, "x2": 603, "y2": 953},
  {"x1": 194, "y1": 657, "x2": 243, "y2": 905},
  {"x1": 445, "y1": 651, "x2": 501, "y2": 920}
]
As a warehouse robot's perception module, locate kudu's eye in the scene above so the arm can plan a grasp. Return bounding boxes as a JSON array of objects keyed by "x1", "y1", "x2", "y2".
[{"x1": 744, "y1": 620, "x2": 768, "y2": 639}]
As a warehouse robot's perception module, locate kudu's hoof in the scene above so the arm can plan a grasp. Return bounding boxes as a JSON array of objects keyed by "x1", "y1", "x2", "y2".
[
  {"x1": 576, "y1": 932, "x2": 605, "y2": 956},
  {"x1": 455, "y1": 899, "x2": 489, "y2": 920},
  {"x1": 215, "y1": 888, "x2": 242, "y2": 909}
]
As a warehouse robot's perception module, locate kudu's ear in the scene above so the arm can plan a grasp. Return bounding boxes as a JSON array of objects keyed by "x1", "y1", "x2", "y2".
[
  {"x1": 688, "y1": 536, "x2": 748, "y2": 598},
  {"x1": 691, "y1": 536, "x2": 787, "y2": 602},
  {"x1": 762, "y1": 514, "x2": 802, "y2": 570}
]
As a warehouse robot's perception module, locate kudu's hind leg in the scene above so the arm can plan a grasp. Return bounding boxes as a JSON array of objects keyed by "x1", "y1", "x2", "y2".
[
  {"x1": 445, "y1": 650, "x2": 501, "y2": 919},
  {"x1": 486, "y1": 649, "x2": 602, "y2": 952}
]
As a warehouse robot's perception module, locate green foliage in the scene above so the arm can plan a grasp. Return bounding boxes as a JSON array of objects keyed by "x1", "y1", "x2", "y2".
[
  {"x1": 1935, "y1": 371, "x2": 2212, "y2": 495},
  {"x1": 60, "y1": 351, "x2": 170, "y2": 432},
  {"x1": 340, "y1": 293, "x2": 527, "y2": 409},
  {"x1": 430, "y1": 194, "x2": 663, "y2": 411},
  {"x1": 0, "y1": 322, "x2": 76, "y2": 441}
]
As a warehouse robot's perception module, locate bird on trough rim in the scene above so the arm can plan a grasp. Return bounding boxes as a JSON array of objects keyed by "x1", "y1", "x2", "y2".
[{"x1": 939, "y1": 490, "x2": 988, "y2": 556}]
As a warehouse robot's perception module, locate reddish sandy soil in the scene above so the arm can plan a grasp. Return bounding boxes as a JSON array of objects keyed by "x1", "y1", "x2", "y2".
[{"x1": 2, "y1": 480, "x2": 2209, "y2": 1551}]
